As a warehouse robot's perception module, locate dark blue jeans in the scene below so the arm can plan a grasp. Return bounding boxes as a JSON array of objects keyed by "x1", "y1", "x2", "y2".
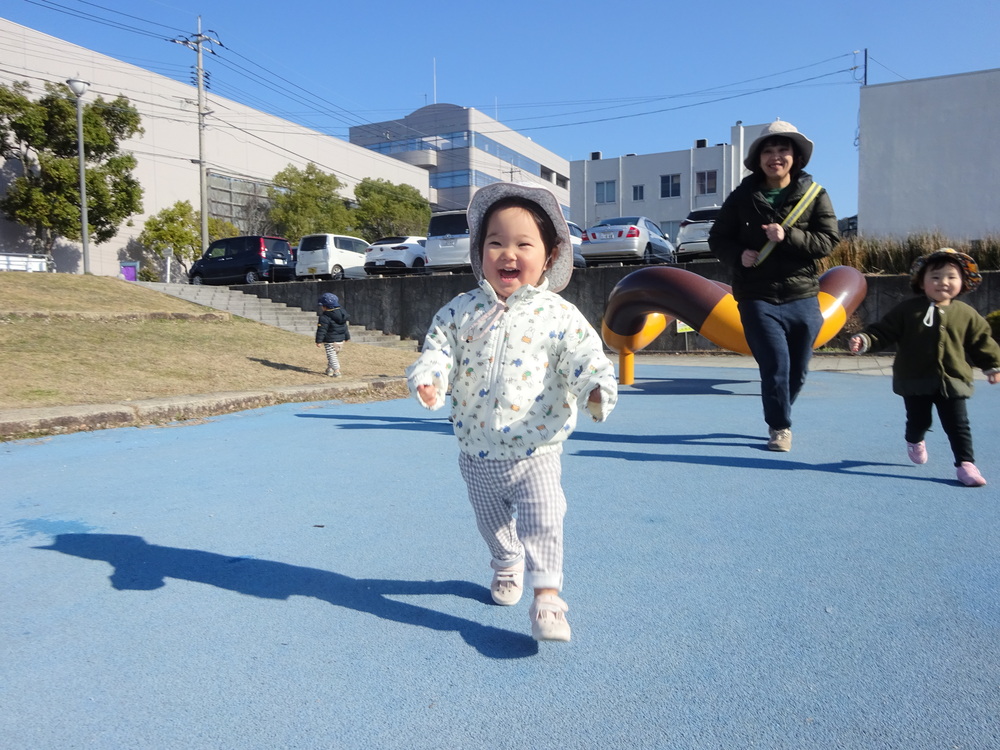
[{"x1": 738, "y1": 296, "x2": 823, "y2": 431}]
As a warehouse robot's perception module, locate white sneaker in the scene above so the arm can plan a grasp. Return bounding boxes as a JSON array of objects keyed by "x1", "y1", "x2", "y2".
[
  {"x1": 529, "y1": 594, "x2": 571, "y2": 642},
  {"x1": 490, "y1": 560, "x2": 524, "y2": 606}
]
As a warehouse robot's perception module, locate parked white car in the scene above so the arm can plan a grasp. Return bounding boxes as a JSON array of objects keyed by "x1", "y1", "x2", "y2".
[
  {"x1": 364, "y1": 236, "x2": 427, "y2": 275},
  {"x1": 295, "y1": 234, "x2": 368, "y2": 280},
  {"x1": 424, "y1": 211, "x2": 470, "y2": 272},
  {"x1": 675, "y1": 206, "x2": 721, "y2": 262},
  {"x1": 567, "y1": 220, "x2": 587, "y2": 268}
]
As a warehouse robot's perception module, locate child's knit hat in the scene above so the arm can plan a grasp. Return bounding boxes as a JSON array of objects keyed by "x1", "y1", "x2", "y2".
[
  {"x1": 909, "y1": 248, "x2": 982, "y2": 294},
  {"x1": 466, "y1": 181, "x2": 573, "y2": 293},
  {"x1": 319, "y1": 292, "x2": 340, "y2": 307}
]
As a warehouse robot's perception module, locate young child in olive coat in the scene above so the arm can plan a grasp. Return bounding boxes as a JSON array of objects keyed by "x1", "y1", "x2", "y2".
[{"x1": 849, "y1": 249, "x2": 1000, "y2": 486}]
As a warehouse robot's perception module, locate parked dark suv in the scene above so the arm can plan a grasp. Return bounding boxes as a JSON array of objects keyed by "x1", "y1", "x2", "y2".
[{"x1": 188, "y1": 236, "x2": 294, "y2": 285}]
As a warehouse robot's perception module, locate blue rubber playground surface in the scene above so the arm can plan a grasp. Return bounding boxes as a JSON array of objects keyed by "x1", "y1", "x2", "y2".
[{"x1": 2, "y1": 359, "x2": 998, "y2": 749}]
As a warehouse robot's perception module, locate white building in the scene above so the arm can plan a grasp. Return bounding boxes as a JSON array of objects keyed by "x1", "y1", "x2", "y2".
[
  {"x1": 0, "y1": 19, "x2": 429, "y2": 276},
  {"x1": 349, "y1": 103, "x2": 571, "y2": 215},
  {"x1": 570, "y1": 122, "x2": 769, "y2": 241},
  {"x1": 858, "y1": 67, "x2": 1000, "y2": 240}
]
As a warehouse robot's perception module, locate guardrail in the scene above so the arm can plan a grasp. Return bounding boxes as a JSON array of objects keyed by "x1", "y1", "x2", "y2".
[{"x1": 0, "y1": 253, "x2": 53, "y2": 272}]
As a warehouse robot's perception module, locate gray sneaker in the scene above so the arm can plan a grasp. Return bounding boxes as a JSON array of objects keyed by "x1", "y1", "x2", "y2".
[{"x1": 767, "y1": 428, "x2": 792, "y2": 452}]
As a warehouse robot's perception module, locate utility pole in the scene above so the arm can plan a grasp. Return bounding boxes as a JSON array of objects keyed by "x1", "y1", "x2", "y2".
[{"x1": 173, "y1": 18, "x2": 219, "y2": 254}]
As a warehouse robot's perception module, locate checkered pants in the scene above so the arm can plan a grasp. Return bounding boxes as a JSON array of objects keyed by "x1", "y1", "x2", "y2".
[
  {"x1": 323, "y1": 342, "x2": 343, "y2": 371},
  {"x1": 458, "y1": 451, "x2": 566, "y2": 591}
]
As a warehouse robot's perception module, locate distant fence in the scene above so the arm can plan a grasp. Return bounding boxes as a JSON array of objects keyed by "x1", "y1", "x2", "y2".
[
  {"x1": 0, "y1": 253, "x2": 53, "y2": 273},
  {"x1": 236, "y1": 262, "x2": 1000, "y2": 353}
]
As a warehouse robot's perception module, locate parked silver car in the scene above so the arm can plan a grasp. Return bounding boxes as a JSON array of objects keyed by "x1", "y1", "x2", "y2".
[
  {"x1": 675, "y1": 206, "x2": 721, "y2": 262},
  {"x1": 581, "y1": 216, "x2": 676, "y2": 265}
]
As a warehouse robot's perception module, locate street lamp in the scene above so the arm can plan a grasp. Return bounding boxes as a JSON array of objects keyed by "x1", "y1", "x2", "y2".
[{"x1": 66, "y1": 77, "x2": 90, "y2": 274}]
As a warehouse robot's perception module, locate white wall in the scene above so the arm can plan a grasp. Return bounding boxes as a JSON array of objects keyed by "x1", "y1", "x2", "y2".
[
  {"x1": 0, "y1": 19, "x2": 429, "y2": 276},
  {"x1": 858, "y1": 68, "x2": 1000, "y2": 239}
]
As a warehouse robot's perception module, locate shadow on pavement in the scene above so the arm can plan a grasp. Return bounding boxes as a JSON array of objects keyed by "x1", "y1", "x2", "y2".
[
  {"x1": 295, "y1": 412, "x2": 454, "y2": 434},
  {"x1": 36, "y1": 533, "x2": 538, "y2": 660}
]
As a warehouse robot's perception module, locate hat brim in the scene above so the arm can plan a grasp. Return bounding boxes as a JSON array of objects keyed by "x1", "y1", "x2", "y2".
[{"x1": 467, "y1": 182, "x2": 573, "y2": 294}]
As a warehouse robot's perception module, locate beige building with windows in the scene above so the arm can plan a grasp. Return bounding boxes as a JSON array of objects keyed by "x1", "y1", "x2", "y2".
[
  {"x1": 0, "y1": 18, "x2": 429, "y2": 277},
  {"x1": 349, "y1": 104, "x2": 571, "y2": 216},
  {"x1": 570, "y1": 122, "x2": 769, "y2": 241}
]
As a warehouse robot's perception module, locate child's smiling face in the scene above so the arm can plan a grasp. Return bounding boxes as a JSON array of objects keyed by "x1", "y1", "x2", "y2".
[
  {"x1": 922, "y1": 262, "x2": 963, "y2": 305},
  {"x1": 481, "y1": 205, "x2": 551, "y2": 300}
]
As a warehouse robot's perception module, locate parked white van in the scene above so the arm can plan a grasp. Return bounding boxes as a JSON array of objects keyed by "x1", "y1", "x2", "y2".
[
  {"x1": 424, "y1": 211, "x2": 471, "y2": 272},
  {"x1": 295, "y1": 234, "x2": 369, "y2": 280}
]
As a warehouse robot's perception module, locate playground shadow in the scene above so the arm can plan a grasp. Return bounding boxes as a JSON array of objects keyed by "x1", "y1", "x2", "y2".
[
  {"x1": 622, "y1": 376, "x2": 757, "y2": 397},
  {"x1": 295, "y1": 412, "x2": 454, "y2": 435},
  {"x1": 36, "y1": 534, "x2": 537, "y2": 659}
]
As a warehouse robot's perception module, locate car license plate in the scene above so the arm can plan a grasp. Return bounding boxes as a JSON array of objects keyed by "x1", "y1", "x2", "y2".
[
  {"x1": 273, "y1": 258, "x2": 284, "y2": 265},
  {"x1": 307, "y1": 266, "x2": 317, "y2": 274},
  {"x1": 376, "y1": 260, "x2": 385, "y2": 265},
  {"x1": 600, "y1": 232, "x2": 614, "y2": 240}
]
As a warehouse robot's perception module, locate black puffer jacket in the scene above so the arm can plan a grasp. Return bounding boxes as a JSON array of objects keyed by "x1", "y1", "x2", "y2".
[
  {"x1": 708, "y1": 171, "x2": 839, "y2": 303},
  {"x1": 316, "y1": 307, "x2": 350, "y2": 344}
]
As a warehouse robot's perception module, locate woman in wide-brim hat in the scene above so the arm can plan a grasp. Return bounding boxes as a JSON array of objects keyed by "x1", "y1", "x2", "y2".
[{"x1": 708, "y1": 119, "x2": 841, "y2": 452}]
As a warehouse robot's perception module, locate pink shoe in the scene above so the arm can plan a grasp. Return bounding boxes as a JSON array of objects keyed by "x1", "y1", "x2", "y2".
[
  {"x1": 906, "y1": 441, "x2": 928, "y2": 464},
  {"x1": 957, "y1": 462, "x2": 987, "y2": 487}
]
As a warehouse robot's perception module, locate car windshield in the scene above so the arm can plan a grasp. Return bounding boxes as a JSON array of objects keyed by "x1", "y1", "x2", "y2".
[
  {"x1": 373, "y1": 237, "x2": 407, "y2": 245},
  {"x1": 428, "y1": 213, "x2": 469, "y2": 236},
  {"x1": 688, "y1": 208, "x2": 720, "y2": 222},
  {"x1": 596, "y1": 217, "x2": 641, "y2": 227}
]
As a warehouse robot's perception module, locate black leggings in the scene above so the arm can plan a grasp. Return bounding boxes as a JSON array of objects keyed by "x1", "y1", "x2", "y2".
[{"x1": 902, "y1": 395, "x2": 973, "y2": 466}]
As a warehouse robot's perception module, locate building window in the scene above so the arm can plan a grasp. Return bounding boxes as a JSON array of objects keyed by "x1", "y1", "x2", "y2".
[
  {"x1": 696, "y1": 170, "x2": 717, "y2": 195},
  {"x1": 596, "y1": 180, "x2": 616, "y2": 204},
  {"x1": 632, "y1": 184, "x2": 644, "y2": 201},
  {"x1": 660, "y1": 174, "x2": 680, "y2": 198}
]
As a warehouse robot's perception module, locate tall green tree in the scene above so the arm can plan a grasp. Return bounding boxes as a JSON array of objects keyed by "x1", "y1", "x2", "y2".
[
  {"x1": 137, "y1": 200, "x2": 239, "y2": 275},
  {"x1": 353, "y1": 178, "x2": 430, "y2": 239},
  {"x1": 0, "y1": 80, "x2": 144, "y2": 256},
  {"x1": 268, "y1": 163, "x2": 352, "y2": 243}
]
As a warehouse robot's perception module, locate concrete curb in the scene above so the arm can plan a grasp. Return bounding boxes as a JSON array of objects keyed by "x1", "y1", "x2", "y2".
[{"x1": 0, "y1": 378, "x2": 408, "y2": 441}]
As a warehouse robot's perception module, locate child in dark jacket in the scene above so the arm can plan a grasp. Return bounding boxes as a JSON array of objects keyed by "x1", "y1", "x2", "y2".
[
  {"x1": 316, "y1": 292, "x2": 350, "y2": 377},
  {"x1": 849, "y1": 249, "x2": 1000, "y2": 486}
]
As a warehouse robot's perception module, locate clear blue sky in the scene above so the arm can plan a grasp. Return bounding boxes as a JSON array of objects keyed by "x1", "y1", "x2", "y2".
[{"x1": 4, "y1": 0, "x2": 999, "y2": 218}]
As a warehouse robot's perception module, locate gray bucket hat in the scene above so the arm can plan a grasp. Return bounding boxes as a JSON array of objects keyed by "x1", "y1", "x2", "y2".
[
  {"x1": 467, "y1": 182, "x2": 573, "y2": 293},
  {"x1": 744, "y1": 120, "x2": 814, "y2": 170}
]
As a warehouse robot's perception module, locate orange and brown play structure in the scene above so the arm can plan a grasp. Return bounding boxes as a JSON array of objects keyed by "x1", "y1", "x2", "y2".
[{"x1": 601, "y1": 265, "x2": 867, "y2": 384}]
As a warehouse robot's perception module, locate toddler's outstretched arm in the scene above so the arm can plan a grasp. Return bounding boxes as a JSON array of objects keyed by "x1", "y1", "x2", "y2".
[{"x1": 417, "y1": 384, "x2": 438, "y2": 406}]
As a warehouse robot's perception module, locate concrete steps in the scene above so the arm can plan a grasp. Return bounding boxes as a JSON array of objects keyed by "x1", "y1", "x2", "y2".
[{"x1": 137, "y1": 282, "x2": 418, "y2": 350}]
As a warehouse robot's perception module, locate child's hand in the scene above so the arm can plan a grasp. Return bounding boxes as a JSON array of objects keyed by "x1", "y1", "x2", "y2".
[
  {"x1": 588, "y1": 386, "x2": 602, "y2": 404},
  {"x1": 417, "y1": 384, "x2": 437, "y2": 406},
  {"x1": 987, "y1": 371, "x2": 1000, "y2": 385},
  {"x1": 848, "y1": 335, "x2": 863, "y2": 354},
  {"x1": 315, "y1": 342, "x2": 321, "y2": 348}
]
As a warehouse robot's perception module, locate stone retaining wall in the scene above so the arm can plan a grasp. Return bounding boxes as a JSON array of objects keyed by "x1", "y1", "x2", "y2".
[{"x1": 236, "y1": 264, "x2": 1000, "y2": 353}]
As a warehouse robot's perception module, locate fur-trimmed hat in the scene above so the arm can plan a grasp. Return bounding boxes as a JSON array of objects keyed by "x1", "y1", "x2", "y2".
[
  {"x1": 909, "y1": 248, "x2": 982, "y2": 294},
  {"x1": 467, "y1": 182, "x2": 573, "y2": 293},
  {"x1": 744, "y1": 120, "x2": 814, "y2": 170}
]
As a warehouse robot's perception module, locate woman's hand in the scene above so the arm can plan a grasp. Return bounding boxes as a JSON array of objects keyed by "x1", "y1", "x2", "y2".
[
  {"x1": 762, "y1": 223, "x2": 785, "y2": 243},
  {"x1": 417, "y1": 384, "x2": 437, "y2": 406},
  {"x1": 848, "y1": 335, "x2": 863, "y2": 354},
  {"x1": 741, "y1": 249, "x2": 760, "y2": 267}
]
